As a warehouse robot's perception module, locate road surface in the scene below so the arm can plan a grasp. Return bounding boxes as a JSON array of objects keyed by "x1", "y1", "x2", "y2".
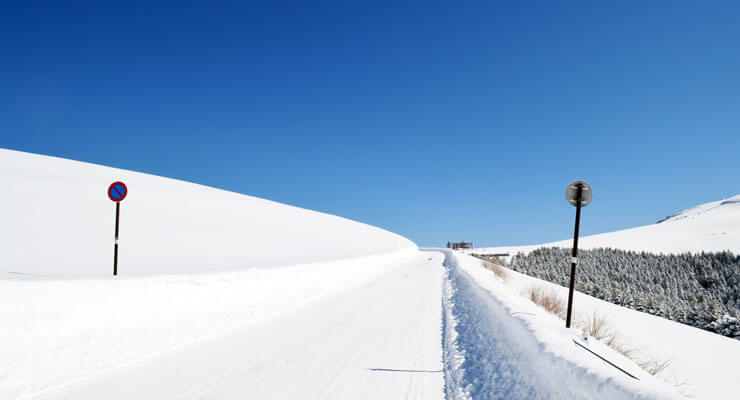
[{"x1": 35, "y1": 252, "x2": 446, "y2": 400}]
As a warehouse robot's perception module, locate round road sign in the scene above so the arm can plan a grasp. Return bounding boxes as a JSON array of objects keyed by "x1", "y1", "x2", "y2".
[
  {"x1": 108, "y1": 181, "x2": 128, "y2": 202},
  {"x1": 566, "y1": 180, "x2": 592, "y2": 207}
]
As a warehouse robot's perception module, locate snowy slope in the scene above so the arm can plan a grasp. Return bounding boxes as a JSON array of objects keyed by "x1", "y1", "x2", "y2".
[
  {"x1": 461, "y1": 196, "x2": 740, "y2": 398},
  {"x1": 445, "y1": 251, "x2": 737, "y2": 400},
  {"x1": 0, "y1": 148, "x2": 420, "y2": 399},
  {"x1": 0, "y1": 148, "x2": 415, "y2": 277},
  {"x1": 471, "y1": 195, "x2": 740, "y2": 257}
]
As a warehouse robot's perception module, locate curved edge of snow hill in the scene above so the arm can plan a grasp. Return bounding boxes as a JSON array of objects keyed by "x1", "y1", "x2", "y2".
[
  {"x1": 0, "y1": 247, "x2": 420, "y2": 400},
  {"x1": 468, "y1": 194, "x2": 740, "y2": 258},
  {"x1": 0, "y1": 148, "x2": 417, "y2": 277},
  {"x1": 438, "y1": 249, "x2": 685, "y2": 400}
]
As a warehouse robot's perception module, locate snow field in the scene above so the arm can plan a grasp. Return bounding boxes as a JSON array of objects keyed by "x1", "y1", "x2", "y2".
[
  {"x1": 0, "y1": 148, "x2": 415, "y2": 278},
  {"x1": 0, "y1": 248, "x2": 418, "y2": 399},
  {"x1": 461, "y1": 194, "x2": 740, "y2": 398},
  {"x1": 470, "y1": 194, "x2": 740, "y2": 259},
  {"x1": 439, "y1": 249, "x2": 685, "y2": 400},
  {"x1": 448, "y1": 250, "x2": 740, "y2": 399}
]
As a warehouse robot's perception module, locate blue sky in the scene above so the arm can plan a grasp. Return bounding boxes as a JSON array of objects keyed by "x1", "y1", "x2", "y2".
[{"x1": 2, "y1": 1, "x2": 739, "y2": 247}]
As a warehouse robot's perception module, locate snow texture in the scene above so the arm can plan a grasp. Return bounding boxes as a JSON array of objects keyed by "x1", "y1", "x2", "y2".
[
  {"x1": 439, "y1": 249, "x2": 684, "y2": 400},
  {"x1": 1, "y1": 148, "x2": 734, "y2": 400},
  {"x1": 472, "y1": 194, "x2": 740, "y2": 259},
  {"x1": 16, "y1": 252, "x2": 444, "y2": 400},
  {"x1": 0, "y1": 148, "x2": 415, "y2": 277}
]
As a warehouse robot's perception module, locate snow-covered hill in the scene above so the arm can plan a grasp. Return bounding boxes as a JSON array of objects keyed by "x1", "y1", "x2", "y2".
[
  {"x1": 460, "y1": 195, "x2": 740, "y2": 399},
  {"x1": 471, "y1": 194, "x2": 740, "y2": 257},
  {"x1": 445, "y1": 251, "x2": 738, "y2": 400},
  {"x1": 0, "y1": 148, "x2": 415, "y2": 277},
  {"x1": 0, "y1": 148, "x2": 419, "y2": 399}
]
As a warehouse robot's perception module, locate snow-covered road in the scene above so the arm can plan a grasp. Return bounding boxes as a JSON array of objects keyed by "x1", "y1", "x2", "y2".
[
  {"x1": 2, "y1": 149, "x2": 709, "y2": 399},
  {"x1": 33, "y1": 252, "x2": 446, "y2": 400},
  {"x1": 12, "y1": 250, "x2": 686, "y2": 399}
]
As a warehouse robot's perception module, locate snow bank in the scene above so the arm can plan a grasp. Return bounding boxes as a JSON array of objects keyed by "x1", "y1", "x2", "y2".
[
  {"x1": 470, "y1": 195, "x2": 740, "y2": 258},
  {"x1": 440, "y1": 249, "x2": 685, "y2": 400},
  {"x1": 444, "y1": 250, "x2": 738, "y2": 399},
  {"x1": 0, "y1": 148, "x2": 415, "y2": 277},
  {"x1": 0, "y1": 248, "x2": 418, "y2": 399}
]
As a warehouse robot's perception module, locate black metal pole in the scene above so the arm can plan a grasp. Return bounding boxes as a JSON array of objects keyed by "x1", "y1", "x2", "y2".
[
  {"x1": 114, "y1": 202, "x2": 120, "y2": 276},
  {"x1": 565, "y1": 185, "x2": 583, "y2": 328}
]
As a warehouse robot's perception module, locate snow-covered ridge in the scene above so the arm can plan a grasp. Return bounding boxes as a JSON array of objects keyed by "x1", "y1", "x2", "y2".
[
  {"x1": 0, "y1": 148, "x2": 416, "y2": 277},
  {"x1": 661, "y1": 194, "x2": 740, "y2": 223},
  {"x1": 470, "y1": 194, "x2": 740, "y2": 257}
]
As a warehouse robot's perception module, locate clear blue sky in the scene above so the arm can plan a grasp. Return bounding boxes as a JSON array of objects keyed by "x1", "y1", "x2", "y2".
[{"x1": 2, "y1": 1, "x2": 738, "y2": 247}]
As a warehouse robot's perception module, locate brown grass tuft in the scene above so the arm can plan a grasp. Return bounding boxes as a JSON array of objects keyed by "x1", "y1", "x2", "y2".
[
  {"x1": 525, "y1": 291, "x2": 672, "y2": 377},
  {"x1": 581, "y1": 312, "x2": 617, "y2": 345},
  {"x1": 638, "y1": 359, "x2": 671, "y2": 376},
  {"x1": 528, "y1": 286, "x2": 566, "y2": 319},
  {"x1": 576, "y1": 313, "x2": 673, "y2": 377},
  {"x1": 576, "y1": 312, "x2": 637, "y2": 359},
  {"x1": 481, "y1": 260, "x2": 508, "y2": 280}
]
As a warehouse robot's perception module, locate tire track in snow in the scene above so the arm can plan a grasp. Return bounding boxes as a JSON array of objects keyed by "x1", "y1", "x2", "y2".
[{"x1": 442, "y1": 254, "x2": 550, "y2": 399}]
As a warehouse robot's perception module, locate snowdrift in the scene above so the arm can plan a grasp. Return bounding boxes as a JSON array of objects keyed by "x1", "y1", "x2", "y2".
[
  {"x1": 0, "y1": 148, "x2": 416, "y2": 277},
  {"x1": 472, "y1": 194, "x2": 740, "y2": 257}
]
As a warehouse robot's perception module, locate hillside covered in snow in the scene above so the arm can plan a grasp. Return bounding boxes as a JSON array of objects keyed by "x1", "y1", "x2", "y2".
[
  {"x1": 0, "y1": 148, "x2": 415, "y2": 278},
  {"x1": 508, "y1": 248, "x2": 739, "y2": 339},
  {"x1": 467, "y1": 195, "x2": 740, "y2": 341},
  {"x1": 472, "y1": 194, "x2": 740, "y2": 257},
  {"x1": 0, "y1": 149, "x2": 420, "y2": 399},
  {"x1": 461, "y1": 195, "x2": 740, "y2": 398},
  {"x1": 448, "y1": 251, "x2": 739, "y2": 400}
]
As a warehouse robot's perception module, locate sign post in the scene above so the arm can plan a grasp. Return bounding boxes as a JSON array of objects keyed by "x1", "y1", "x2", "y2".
[
  {"x1": 107, "y1": 181, "x2": 128, "y2": 276},
  {"x1": 564, "y1": 180, "x2": 592, "y2": 328}
]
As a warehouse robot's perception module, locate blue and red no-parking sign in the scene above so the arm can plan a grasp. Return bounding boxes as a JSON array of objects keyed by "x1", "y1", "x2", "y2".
[
  {"x1": 108, "y1": 181, "x2": 128, "y2": 202},
  {"x1": 108, "y1": 181, "x2": 127, "y2": 276}
]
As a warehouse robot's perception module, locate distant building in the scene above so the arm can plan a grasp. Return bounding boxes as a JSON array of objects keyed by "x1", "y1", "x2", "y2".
[{"x1": 448, "y1": 241, "x2": 473, "y2": 250}]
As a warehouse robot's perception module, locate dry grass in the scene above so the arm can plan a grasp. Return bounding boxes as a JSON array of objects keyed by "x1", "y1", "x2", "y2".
[
  {"x1": 580, "y1": 312, "x2": 617, "y2": 345},
  {"x1": 527, "y1": 286, "x2": 566, "y2": 319},
  {"x1": 525, "y1": 287, "x2": 673, "y2": 377},
  {"x1": 577, "y1": 312, "x2": 637, "y2": 359},
  {"x1": 576, "y1": 313, "x2": 672, "y2": 377},
  {"x1": 481, "y1": 260, "x2": 508, "y2": 280},
  {"x1": 637, "y1": 359, "x2": 671, "y2": 376}
]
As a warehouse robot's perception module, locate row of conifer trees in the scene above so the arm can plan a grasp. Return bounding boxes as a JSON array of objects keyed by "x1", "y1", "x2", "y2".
[{"x1": 505, "y1": 247, "x2": 739, "y2": 339}]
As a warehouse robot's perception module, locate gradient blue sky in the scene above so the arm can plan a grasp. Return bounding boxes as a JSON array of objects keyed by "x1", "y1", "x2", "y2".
[{"x1": 2, "y1": 1, "x2": 738, "y2": 247}]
